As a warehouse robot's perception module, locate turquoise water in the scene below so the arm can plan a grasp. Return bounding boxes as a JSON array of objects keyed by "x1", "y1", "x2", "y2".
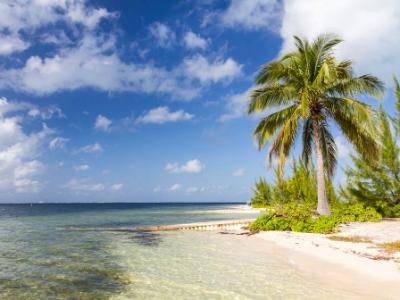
[{"x1": 0, "y1": 203, "x2": 386, "y2": 299}]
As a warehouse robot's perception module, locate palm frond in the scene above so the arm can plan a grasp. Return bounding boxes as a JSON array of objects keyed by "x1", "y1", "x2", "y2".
[
  {"x1": 327, "y1": 75, "x2": 384, "y2": 97},
  {"x1": 255, "y1": 54, "x2": 302, "y2": 85},
  {"x1": 248, "y1": 84, "x2": 296, "y2": 113},
  {"x1": 253, "y1": 105, "x2": 298, "y2": 150},
  {"x1": 318, "y1": 122, "x2": 337, "y2": 178},
  {"x1": 330, "y1": 108, "x2": 378, "y2": 162},
  {"x1": 302, "y1": 118, "x2": 314, "y2": 169},
  {"x1": 268, "y1": 113, "x2": 300, "y2": 174},
  {"x1": 326, "y1": 97, "x2": 375, "y2": 132}
]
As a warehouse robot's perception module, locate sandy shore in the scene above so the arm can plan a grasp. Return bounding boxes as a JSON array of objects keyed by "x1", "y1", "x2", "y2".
[{"x1": 250, "y1": 220, "x2": 400, "y2": 298}]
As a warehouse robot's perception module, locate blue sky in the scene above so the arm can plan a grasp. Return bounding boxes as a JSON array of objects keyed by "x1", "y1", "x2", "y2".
[{"x1": 0, "y1": 0, "x2": 398, "y2": 203}]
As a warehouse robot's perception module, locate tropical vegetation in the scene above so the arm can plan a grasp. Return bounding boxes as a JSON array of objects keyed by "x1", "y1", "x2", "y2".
[
  {"x1": 340, "y1": 77, "x2": 400, "y2": 217},
  {"x1": 248, "y1": 158, "x2": 382, "y2": 233},
  {"x1": 250, "y1": 159, "x2": 338, "y2": 207},
  {"x1": 249, "y1": 178, "x2": 272, "y2": 208},
  {"x1": 249, "y1": 203, "x2": 381, "y2": 234},
  {"x1": 248, "y1": 34, "x2": 384, "y2": 215}
]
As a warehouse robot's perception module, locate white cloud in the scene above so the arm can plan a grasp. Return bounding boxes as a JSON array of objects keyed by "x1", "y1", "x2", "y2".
[
  {"x1": 219, "y1": 89, "x2": 251, "y2": 122},
  {"x1": 0, "y1": 34, "x2": 29, "y2": 55},
  {"x1": 0, "y1": 98, "x2": 51, "y2": 193},
  {"x1": 219, "y1": 87, "x2": 270, "y2": 121},
  {"x1": 232, "y1": 168, "x2": 245, "y2": 176},
  {"x1": 63, "y1": 178, "x2": 105, "y2": 193},
  {"x1": 74, "y1": 164, "x2": 90, "y2": 171},
  {"x1": 153, "y1": 186, "x2": 161, "y2": 193},
  {"x1": 195, "y1": 185, "x2": 227, "y2": 194},
  {"x1": 49, "y1": 137, "x2": 69, "y2": 150},
  {"x1": 165, "y1": 159, "x2": 205, "y2": 174},
  {"x1": 218, "y1": 0, "x2": 281, "y2": 31},
  {"x1": 14, "y1": 160, "x2": 44, "y2": 180},
  {"x1": 0, "y1": 97, "x2": 32, "y2": 116},
  {"x1": 169, "y1": 183, "x2": 182, "y2": 191},
  {"x1": 136, "y1": 106, "x2": 194, "y2": 124},
  {"x1": 110, "y1": 183, "x2": 123, "y2": 191},
  {"x1": 182, "y1": 55, "x2": 242, "y2": 84},
  {"x1": 94, "y1": 115, "x2": 112, "y2": 132},
  {"x1": 0, "y1": 33, "x2": 200, "y2": 100},
  {"x1": 149, "y1": 22, "x2": 176, "y2": 48},
  {"x1": 280, "y1": 0, "x2": 400, "y2": 83},
  {"x1": 0, "y1": 2, "x2": 241, "y2": 100},
  {"x1": 185, "y1": 186, "x2": 199, "y2": 193},
  {"x1": 183, "y1": 31, "x2": 209, "y2": 49},
  {"x1": 28, "y1": 106, "x2": 64, "y2": 120},
  {"x1": 77, "y1": 142, "x2": 103, "y2": 154},
  {"x1": 0, "y1": 0, "x2": 114, "y2": 55}
]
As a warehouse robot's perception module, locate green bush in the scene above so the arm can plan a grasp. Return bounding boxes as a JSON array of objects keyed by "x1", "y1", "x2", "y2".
[
  {"x1": 340, "y1": 101, "x2": 400, "y2": 218},
  {"x1": 250, "y1": 178, "x2": 272, "y2": 208},
  {"x1": 382, "y1": 204, "x2": 400, "y2": 218},
  {"x1": 332, "y1": 203, "x2": 382, "y2": 223},
  {"x1": 249, "y1": 203, "x2": 381, "y2": 234},
  {"x1": 249, "y1": 159, "x2": 340, "y2": 209}
]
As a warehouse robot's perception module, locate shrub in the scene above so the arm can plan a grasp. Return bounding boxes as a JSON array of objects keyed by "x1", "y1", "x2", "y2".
[
  {"x1": 249, "y1": 159, "x2": 340, "y2": 209},
  {"x1": 382, "y1": 204, "x2": 400, "y2": 218},
  {"x1": 250, "y1": 178, "x2": 272, "y2": 208},
  {"x1": 332, "y1": 203, "x2": 382, "y2": 223},
  {"x1": 249, "y1": 203, "x2": 381, "y2": 234},
  {"x1": 340, "y1": 101, "x2": 400, "y2": 218}
]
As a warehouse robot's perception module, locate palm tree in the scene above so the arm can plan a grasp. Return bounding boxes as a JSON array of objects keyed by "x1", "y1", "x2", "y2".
[{"x1": 248, "y1": 34, "x2": 384, "y2": 215}]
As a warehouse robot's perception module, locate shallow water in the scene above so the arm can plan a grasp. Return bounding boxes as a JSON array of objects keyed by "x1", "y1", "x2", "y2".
[{"x1": 0, "y1": 203, "x2": 385, "y2": 299}]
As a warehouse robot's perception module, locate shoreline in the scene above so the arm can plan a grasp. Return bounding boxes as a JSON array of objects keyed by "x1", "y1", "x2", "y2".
[
  {"x1": 212, "y1": 205, "x2": 400, "y2": 297},
  {"x1": 247, "y1": 220, "x2": 400, "y2": 298}
]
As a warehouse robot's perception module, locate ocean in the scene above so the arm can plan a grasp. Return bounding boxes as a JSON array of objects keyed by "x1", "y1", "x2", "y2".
[{"x1": 0, "y1": 203, "x2": 376, "y2": 299}]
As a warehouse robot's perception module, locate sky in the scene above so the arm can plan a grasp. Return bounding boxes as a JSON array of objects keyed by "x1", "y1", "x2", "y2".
[{"x1": 0, "y1": 0, "x2": 399, "y2": 203}]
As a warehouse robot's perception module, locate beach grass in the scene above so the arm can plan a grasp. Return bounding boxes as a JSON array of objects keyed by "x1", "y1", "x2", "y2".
[
  {"x1": 327, "y1": 236, "x2": 372, "y2": 243},
  {"x1": 378, "y1": 241, "x2": 400, "y2": 253}
]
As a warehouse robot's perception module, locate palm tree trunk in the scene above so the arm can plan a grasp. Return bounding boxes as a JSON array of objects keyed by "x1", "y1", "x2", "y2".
[{"x1": 313, "y1": 123, "x2": 331, "y2": 215}]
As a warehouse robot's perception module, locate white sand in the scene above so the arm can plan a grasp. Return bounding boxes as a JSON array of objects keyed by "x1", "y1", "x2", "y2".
[
  {"x1": 194, "y1": 204, "x2": 264, "y2": 215},
  {"x1": 251, "y1": 220, "x2": 400, "y2": 298}
]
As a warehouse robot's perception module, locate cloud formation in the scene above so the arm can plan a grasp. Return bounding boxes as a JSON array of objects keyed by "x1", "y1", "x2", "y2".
[
  {"x1": 165, "y1": 159, "x2": 205, "y2": 174},
  {"x1": 169, "y1": 183, "x2": 182, "y2": 191},
  {"x1": 63, "y1": 178, "x2": 105, "y2": 193},
  {"x1": 183, "y1": 55, "x2": 242, "y2": 84},
  {"x1": 0, "y1": 34, "x2": 241, "y2": 100},
  {"x1": 49, "y1": 137, "x2": 69, "y2": 150},
  {"x1": 74, "y1": 164, "x2": 90, "y2": 171},
  {"x1": 137, "y1": 106, "x2": 193, "y2": 124},
  {"x1": 77, "y1": 142, "x2": 103, "y2": 154},
  {"x1": 110, "y1": 183, "x2": 123, "y2": 191},
  {"x1": 0, "y1": 1, "x2": 244, "y2": 101},
  {"x1": 95, "y1": 115, "x2": 112, "y2": 132},
  {"x1": 232, "y1": 168, "x2": 245, "y2": 176},
  {"x1": 219, "y1": 89, "x2": 250, "y2": 122},
  {"x1": 0, "y1": 98, "x2": 51, "y2": 193},
  {"x1": 149, "y1": 22, "x2": 176, "y2": 48},
  {"x1": 218, "y1": 0, "x2": 281, "y2": 31},
  {"x1": 183, "y1": 31, "x2": 208, "y2": 49},
  {"x1": 0, "y1": 0, "x2": 114, "y2": 55}
]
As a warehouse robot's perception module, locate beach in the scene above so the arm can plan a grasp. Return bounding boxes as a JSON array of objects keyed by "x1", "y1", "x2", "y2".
[{"x1": 250, "y1": 220, "x2": 400, "y2": 299}]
